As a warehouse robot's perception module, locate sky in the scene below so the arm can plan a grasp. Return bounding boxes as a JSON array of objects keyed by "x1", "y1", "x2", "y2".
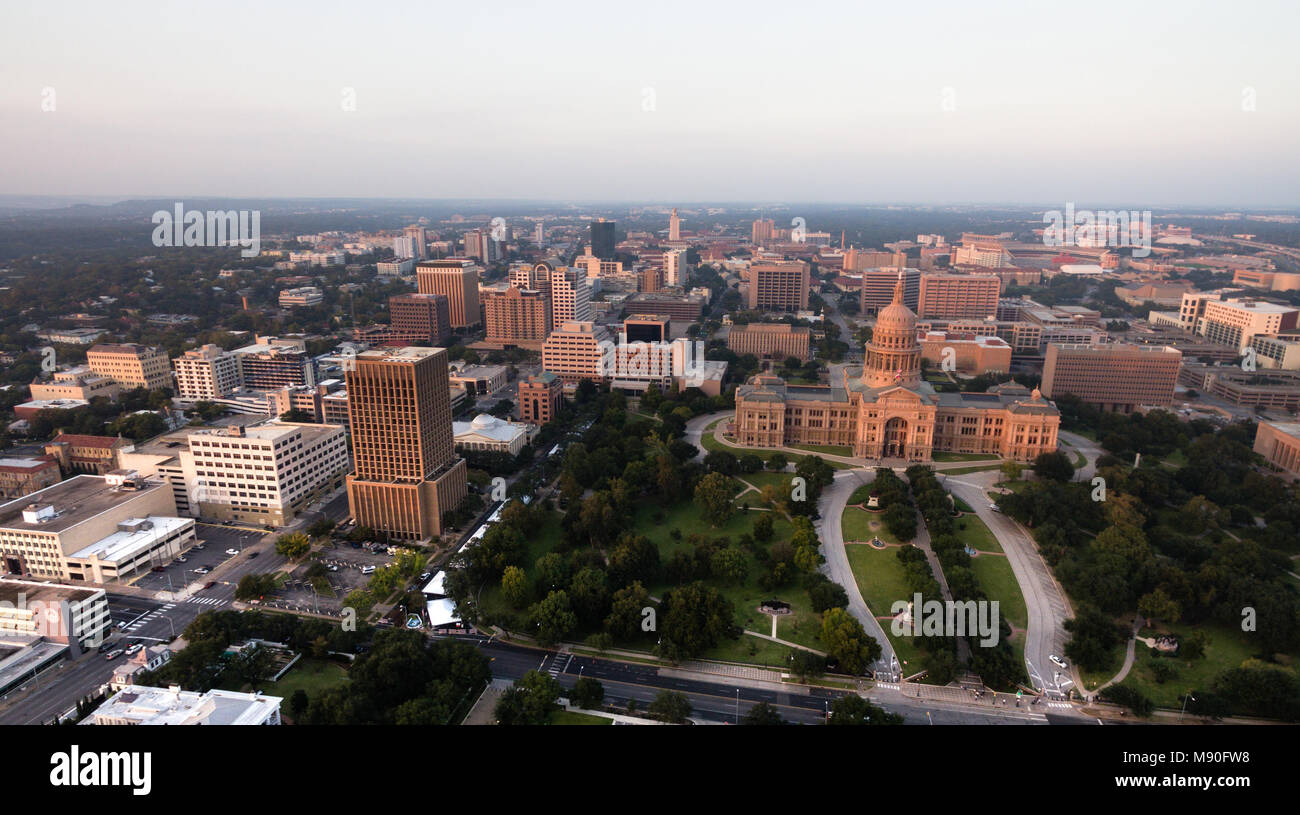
[{"x1": 2, "y1": 0, "x2": 1299, "y2": 206}]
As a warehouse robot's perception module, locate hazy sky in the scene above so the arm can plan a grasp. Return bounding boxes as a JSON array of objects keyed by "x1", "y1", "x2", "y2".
[{"x1": 3, "y1": 0, "x2": 1299, "y2": 206}]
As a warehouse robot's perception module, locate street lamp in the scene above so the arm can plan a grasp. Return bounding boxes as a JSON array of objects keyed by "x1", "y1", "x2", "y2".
[
  {"x1": 1179, "y1": 691, "x2": 1196, "y2": 720},
  {"x1": 735, "y1": 688, "x2": 740, "y2": 724}
]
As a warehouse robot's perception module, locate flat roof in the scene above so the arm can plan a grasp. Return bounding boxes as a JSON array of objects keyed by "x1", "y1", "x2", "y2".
[
  {"x1": 0, "y1": 476, "x2": 168, "y2": 535},
  {"x1": 68, "y1": 516, "x2": 194, "y2": 564},
  {"x1": 0, "y1": 577, "x2": 101, "y2": 605}
]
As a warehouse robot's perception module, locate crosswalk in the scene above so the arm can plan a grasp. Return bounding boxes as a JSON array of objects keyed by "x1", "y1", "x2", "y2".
[
  {"x1": 547, "y1": 654, "x2": 573, "y2": 678},
  {"x1": 121, "y1": 602, "x2": 175, "y2": 632},
  {"x1": 185, "y1": 597, "x2": 227, "y2": 607}
]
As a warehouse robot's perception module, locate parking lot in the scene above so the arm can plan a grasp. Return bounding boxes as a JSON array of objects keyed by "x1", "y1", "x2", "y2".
[
  {"x1": 130, "y1": 523, "x2": 266, "y2": 592},
  {"x1": 258, "y1": 539, "x2": 398, "y2": 615}
]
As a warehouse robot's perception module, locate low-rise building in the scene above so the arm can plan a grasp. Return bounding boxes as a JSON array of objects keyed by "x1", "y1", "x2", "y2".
[
  {"x1": 1253, "y1": 421, "x2": 1300, "y2": 479},
  {"x1": 86, "y1": 344, "x2": 171, "y2": 392},
  {"x1": 518, "y1": 372, "x2": 562, "y2": 425},
  {"x1": 448, "y1": 365, "x2": 508, "y2": 397},
  {"x1": 28, "y1": 367, "x2": 121, "y2": 402},
  {"x1": 453, "y1": 414, "x2": 538, "y2": 456},
  {"x1": 279, "y1": 286, "x2": 324, "y2": 307},
  {"x1": 44, "y1": 434, "x2": 131, "y2": 476},
  {"x1": 727, "y1": 323, "x2": 813, "y2": 361},
  {"x1": 88, "y1": 684, "x2": 282, "y2": 725},
  {"x1": 918, "y1": 331, "x2": 1012, "y2": 375},
  {"x1": 0, "y1": 456, "x2": 62, "y2": 500}
]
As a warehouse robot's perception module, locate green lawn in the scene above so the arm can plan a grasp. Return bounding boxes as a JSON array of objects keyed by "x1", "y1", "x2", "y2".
[
  {"x1": 266, "y1": 658, "x2": 350, "y2": 702},
  {"x1": 701, "y1": 633, "x2": 796, "y2": 669},
  {"x1": 933, "y1": 452, "x2": 1001, "y2": 462},
  {"x1": 841, "y1": 507, "x2": 899, "y2": 544},
  {"x1": 1120, "y1": 622, "x2": 1291, "y2": 709},
  {"x1": 953, "y1": 514, "x2": 1002, "y2": 554},
  {"x1": 994, "y1": 479, "x2": 1031, "y2": 494},
  {"x1": 969, "y1": 556, "x2": 1024, "y2": 629},
  {"x1": 943, "y1": 464, "x2": 1004, "y2": 475},
  {"x1": 844, "y1": 544, "x2": 924, "y2": 671},
  {"x1": 791, "y1": 443, "x2": 854, "y2": 457},
  {"x1": 550, "y1": 710, "x2": 613, "y2": 725}
]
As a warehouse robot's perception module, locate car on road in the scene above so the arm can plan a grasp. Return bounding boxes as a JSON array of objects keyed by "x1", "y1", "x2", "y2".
[
  {"x1": 98, "y1": 640, "x2": 115, "y2": 653},
  {"x1": 124, "y1": 643, "x2": 143, "y2": 656},
  {"x1": 987, "y1": 503, "x2": 1000, "y2": 512},
  {"x1": 204, "y1": 581, "x2": 216, "y2": 589},
  {"x1": 225, "y1": 548, "x2": 240, "y2": 556},
  {"x1": 247, "y1": 551, "x2": 259, "y2": 558},
  {"x1": 151, "y1": 565, "x2": 165, "y2": 572},
  {"x1": 360, "y1": 565, "x2": 375, "y2": 575},
  {"x1": 176, "y1": 556, "x2": 187, "y2": 563},
  {"x1": 115, "y1": 621, "x2": 127, "y2": 630},
  {"x1": 1049, "y1": 654, "x2": 1069, "y2": 669},
  {"x1": 194, "y1": 567, "x2": 209, "y2": 575},
  {"x1": 104, "y1": 649, "x2": 123, "y2": 660},
  {"x1": 419, "y1": 572, "x2": 431, "y2": 581}
]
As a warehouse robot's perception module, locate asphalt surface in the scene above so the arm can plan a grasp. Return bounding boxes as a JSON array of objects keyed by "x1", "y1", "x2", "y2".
[{"x1": 466, "y1": 636, "x2": 1050, "y2": 725}]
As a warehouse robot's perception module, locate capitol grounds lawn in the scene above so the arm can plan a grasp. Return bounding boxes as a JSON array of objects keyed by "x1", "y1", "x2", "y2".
[
  {"x1": 634, "y1": 498, "x2": 827, "y2": 654},
  {"x1": 790, "y1": 443, "x2": 854, "y2": 457},
  {"x1": 957, "y1": 514, "x2": 1029, "y2": 671},
  {"x1": 478, "y1": 493, "x2": 832, "y2": 666},
  {"x1": 844, "y1": 544, "x2": 925, "y2": 672},
  {"x1": 942, "y1": 463, "x2": 1003, "y2": 475},
  {"x1": 841, "y1": 506, "x2": 901, "y2": 544},
  {"x1": 932, "y1": 451, "x2": 1000, "y2": 462},
  {"x1": 1119, "y1": 622, "x2": 1298, "y2": 710}
]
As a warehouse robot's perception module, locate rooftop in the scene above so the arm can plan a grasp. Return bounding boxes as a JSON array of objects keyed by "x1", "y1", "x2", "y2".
[{"x1": 0, "y1": 475, "x2": 169, "y2": 535}]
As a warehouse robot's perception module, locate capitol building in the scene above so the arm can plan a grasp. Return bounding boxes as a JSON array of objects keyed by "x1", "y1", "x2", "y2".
[{"x1": 732, "y1": 276, "x2": 1061, "y2": 463}]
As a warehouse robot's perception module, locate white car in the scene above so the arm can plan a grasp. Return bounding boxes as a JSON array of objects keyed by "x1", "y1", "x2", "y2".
[
  {"x1": 225, "y1": 548, "x2": 240, "y2": 556},
  {"x1": 1049, "y1": 654, "x2": 1069, "y2": 669},
  {"x1": 194, "y1": 567, "x2": 209, "y2": 575},
  {"x1": 988, "y1": 503, "x2": 1000, "y2": 512},
  {"x1": 124, "y1": 643, "x2": 143, "y2": 656}
]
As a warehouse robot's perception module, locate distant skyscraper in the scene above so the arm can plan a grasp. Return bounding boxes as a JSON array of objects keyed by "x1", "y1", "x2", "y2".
[
  {"x1": 663, "y1": 248, "x2": 688, "y2": 287},
  {"x1": 748, "y1": 260, "x2": 810, "y2": 312},
  {"x1": 534, "y1": 221, "x2": 544, "y2": 244},
  {"x1": 463, "y1": 229, "x2": 500, "y2": 263},
  {"x1": 751, "y1": 218, "x2": 775, "y2": 246},
  {"x1": 590, "y1": 218, "x2": 616, "y2": 261},
  {"x1": 668, "y1": 208, "x2": 681, "y2": 241},
  {"x1": 403, "y1": 225, "x2": 428, "y2": 260},
  {"x1": 345, "y1": 347, "x2": 468, "y2": 541}
]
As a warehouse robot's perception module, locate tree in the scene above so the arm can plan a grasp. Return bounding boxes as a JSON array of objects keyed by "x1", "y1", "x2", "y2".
[
  {"x1": 709, "y1": 547, "x2": 748, "y2": 585},
  {"x1": 752, "y1": 512, "x2": 774, "y2": 542},
  {"x1": 274, "y1": 532, "x2": 311, "y2": 560},
  {"x1": 1033, "y1": 450, "x2": 1075, "y2": 483},
  {"x1": 501, "y1": 566, "x2": 529, "y2": 608},
  {"x1": 828, "y1": 694, "x2": 903, "y2": 725},
  {"x1": 605, "y1": 582, "x2": 652, "y2": 641},
  {"x1": 660, "y1": 581, "x2": 736, "y2": 659},
  {"x1": 648, "y1": 690, "x2": 693, "y2": 723},
  {"x1": 1000, "y1": 459, "x2": 1023, "y2": 482},
  {"x1": 570, "y1": 677, "x2": 605, "y2": 710},
  {"x1": 820, "y1": 607, "x2": 881, "y2": 675},
  {"x1": 530, "y1": 591, "x2": 578, "y2": 646},
  {"x1": 1137, "y1": 587, "x2": 1181, "y2": 627},
  {"x1": 288, "y1": 689, "x2": 309, "y2": 719},
  {"x1": 694, "y1": 471, "x2": 737, "y2": 526},
  {"x1": 496, "y1": 670, "x2": 562, "y2": 725},
  {"x1": 741, "y1": 701, "x2": 785, "y2": 725}
]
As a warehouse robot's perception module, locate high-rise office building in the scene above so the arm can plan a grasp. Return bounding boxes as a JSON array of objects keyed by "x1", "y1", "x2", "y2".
[
  {"x1": 462, "y1": 229, "x2": 500, "y2": 264},
  {"x1": 389, "y1": 293, "x2": 451, "y2": 344},
  {"x1": 542, "y1": 321, "x2": 612, "y2": 384},
  {"x1": 344, "y1": 347, "x2": 468, "y2": 541},
  {"x1": 663, "y1": 248, "x2": 688, "y2": 287},
  {"x1": 668, "y1": 208, "x2": 681, "y2": 241},
  {"x1": 417, "y1": 259, "x2": 482, "y2": 329},
  {"x1": 549, "y1": 266, "x2": 592, "y2": 324},
  {"x1": 590, "y1": 218, "x2": 616, "y2": 261},
  {"x1": 173, "y1": 344, "x2": 242, "y2": 400},
  {"x1": 484, "y1": 286, "x2": 551, "y2": 348},
  {"x1": 917, "y1": 274, "x2": 1001, "y2": 320},
  {"x1": 862, "y1": 268, "x2": 920, "y2": 314},
  {"x1": 751, "y1": 218, "x2": 775, "y2": 246},
  {"x1": 748, "y1": 260, "x2": 810, "y2": 312},
  {"x1": 1041, "y1": 343, "x2": 1182, "y2": 412}
]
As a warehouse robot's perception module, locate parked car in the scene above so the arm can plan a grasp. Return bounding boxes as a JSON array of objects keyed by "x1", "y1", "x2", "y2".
[
  {"x1": 124, "y1": 643, "x2": 143, "y2": 656},
  {"x1": 225, "y1": 548, "x2": 240, "y2": 556},
  {"x1": 194, "y1": 567, "x2": 209, "y2": 575},
  {"x1": 1049, "y1": 654, "x2": 1069, "y2": 669},
  {"x1": 151, "y1": 566, "x2": 165, "y2": 572},
  {"x1": 204, "y1": 581, "x2": 216, "y2": 589},
  {"x1": 360, "y1": 565, "x2": 375, "y2": 575},
  {"x1": 176, "y1": 556, "x2": 187, "y2": 563},
  {"x1": 247, "y1": 551, "x2": 259, "y2": 558},
  {"x1": 104, "y1": 650, "x2": 123, "y2": 661}
]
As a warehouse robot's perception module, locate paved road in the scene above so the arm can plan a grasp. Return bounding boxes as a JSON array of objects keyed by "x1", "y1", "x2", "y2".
[
  {"x1": 1058, "y1": 430, "x2": 1102, "y2": 482},
  {"x1": 465, "y1": 636, "x2": 1048, "y2": 725},
  {"x1": 941, "y1": 470, "x2": 1075, "y2": 698},
  {"x1": 815, "y1": 469, "x2": 898, "y2": 679}
]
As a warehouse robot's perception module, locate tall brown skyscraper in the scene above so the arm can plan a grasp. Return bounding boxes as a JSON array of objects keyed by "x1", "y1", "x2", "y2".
[
  {"x1": 417, "y1": 259, "x2": 481, "y2": 329},
  {"x1": 345, "y1": 347, "x2": 467, "y2": 541}
]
